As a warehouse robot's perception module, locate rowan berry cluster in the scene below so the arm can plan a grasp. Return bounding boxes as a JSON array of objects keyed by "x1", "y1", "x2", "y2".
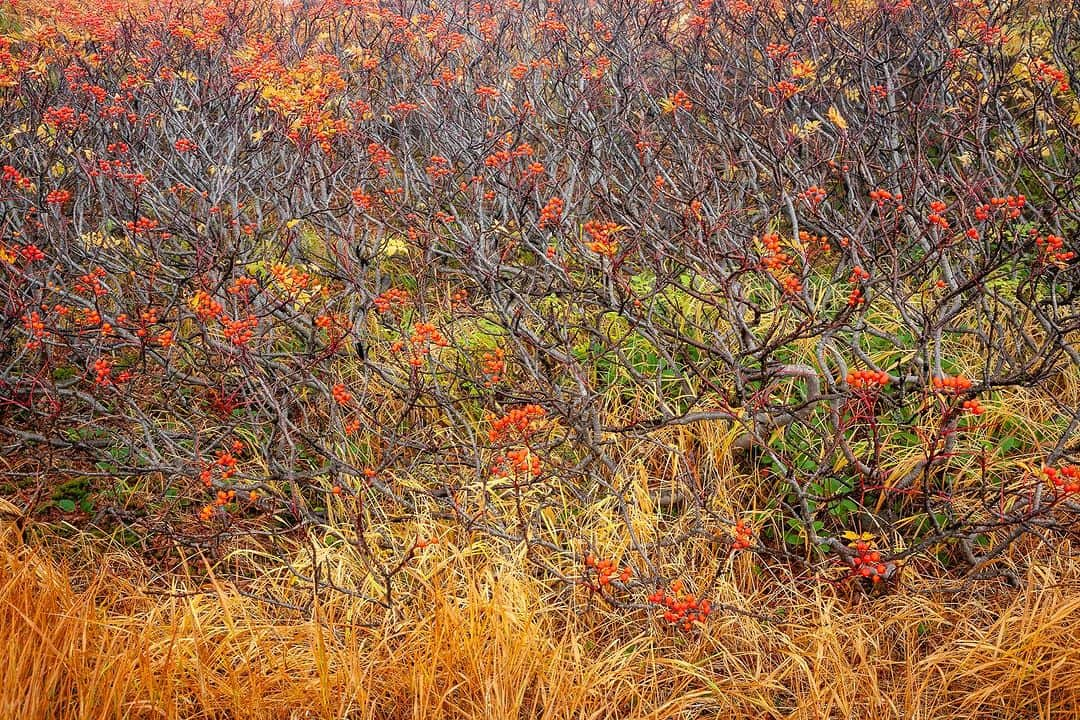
[
  {"x1": 425, "y1": 154, "x2": 453, "y2": 179},
  {"x1": 761, "y1": 233, "x2": 803, "y2": 294},
  {"x1": 1044, "y1": 464, "x2": 1080, "y2": 494},
  {"x1": 492, "y1": 447, "x2": 541, "y2": 478},
  {"x1": 799, "y1": 185, "x2": 826, "y2": 206},
  {"x1": 869, "y1": 188, "x2": 903, "y2": 209},
  {"x1": 583, "y1": 220, "x2": 621, "y2": 257},
  {"x1": 538, "y1": 196, "x2": 564, "y2": 228},
  {"x1": 648, "y1": 580, "x2": 711, "y2": 631},
  {"x1": 847, "y1": 266, "x2": 870, "y2": 306},
  {"x1": 1029, "y1": 58, "x2": 1070, "y2": 93},
  {"x1": 928, "y1": 200, "x2": 950, "y2": 230},
  {"x1": 583, "y1": 554, "x2": 631, "y2": 590},
  {"x1": 932, "y1": 375, "x2": 972, "y2": 393},
  {"x1": 75, "y1": 267, "x2": 109, "y2": 297},
  {"x1": 848, "y1": 539, "x2": 891, "y2": 584},
  {"x1": 488, "y1": 405, "x2": 546, "y2": 443},
  {"x1": 190, "y1": 291, "x2": 223, "y2": 322},
  {"x1": 373, "y1": 287, "x2": 409, "y2": 313},
  {"x1": 798, "y1": 230, "x2": 831, "y2": 256},
  {"x1": 665, "y1": 89, "x2": 693, "y2": 111},
  {"x1": 392, "y1": 322, "x2": 449, "y2": 367},
  {"x1": 846, "y1": 369, "x2": 889, "y2": 389},
  {"x1": 22, "y1": 312, "x2": 46, "y2": 351},
  {"x1": 979, "y1": 194, "x2": 1025, "y2": 220},
  {"x1": 92, "y1": 358, "x2": 112, "y2": 385},
  {"x1": 198, "y1": 488, "x2": 235, "y2": 521},
  {"x1": 45, "y1": 189, "x2": 72, "y2": 205},
  {"x1": 480, "y1": 348, "x2": 506, "y2": 386},
  {"x1": 222, "y1": 315, "x2": 257, "y2": 346},
  {"x1": 20, "y1": 244, "x2": 45, "y2": 262},
  {"x1": 768, "y1": 80, "x2": 799, "y2": 99},
  {"x1": 331, "y1": 383, "x2": 352, "y2": 405},
  {"x1": 269, "y1": 263, "x2": 314, "y2": 298},
  {"x1": 1035, "y1": 234, "x2": 1074, "y2": 266},
  {"x1": 350, "y1": 187, "x2": 373, "y2": 209},
  {"x1": 961, "y1": 399, "x2": 984, "y2": 415},
  {"x1": 732, "y1": 519, "x2": 753, "y2": 550}
]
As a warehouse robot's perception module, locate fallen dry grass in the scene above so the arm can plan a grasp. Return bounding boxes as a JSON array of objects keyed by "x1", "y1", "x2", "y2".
[{"x1": 3, "y1": 525, "x2": 1080, "y2": 720}]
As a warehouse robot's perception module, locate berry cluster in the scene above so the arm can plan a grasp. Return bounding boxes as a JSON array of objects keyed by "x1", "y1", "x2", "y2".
[
  {"x1": 799, "y1": 185, "x2": 827, "y2": 206},
  {"x1": 492, "y1": 447, "x2": 541, "y2": 478},
  {"x1": 761, "y1": 233, "x2": 803, "y2": 294},
  {"x1": 538, "y1": 196, "x2": 564, "y2": 228},
  {"x1": 869, "y1": 188, "x2": 903, "y2": 209},
  {"x1": 313, "y1": 312, "x2": 348, "y2": 344},
  {"x1": 847, "y1": 369, "x2": 889, "y2": 389},
  {"x1": 22, "y1": 312, "x2": 46, "y2": 351},
  {"x1": 583, "y1": 554, "x2": 632, "y2": 589},
  {"x1": 583, "y1": 219, "x2": 622, "y2": 257},
  {"x1": 331, "y1": 383, "x2": 352, "y2": 405},
  {"x1": 1029, "y1": 58, "x2": 1070, "y2": 93},
  {"x1": 961, "y1": 398, "x2": 985, "y2": 415},
  {"x1": 390, "y1": 322, "x2": 449, "y2": 367},
  {"x1": 269, "y1": 263, "x2": 315, "y2": 298},
  {"x1": 222, "y1": 315, "x2": 258, "y2": 346},
  {"x1": 664, "y1": 89, "x2": 693, "y2": 112},
  {"x1": 847, "y1": 266, "x2": 870, "y2": 306},
  {"x1": 488, "y1": 404, "x2": 546, "y2": 443},
  {"x1": 373, "y1": 287, "x2": 409, "y2": 313},
  {"x1": 190, "y1": 290, "x2": 223, "y2": 322},
  {"x1": 928, "y1": 200, "x2": 950, "y2": 230},
  {"x1": 647, "y1": 580, "x2": 711, "y2": 631},
  {"x1": 199, "y1": 489, "x2": 238, "y2": 521},
  {"x1": 480, "y1": 347, "x2": 506, "y2": 386},
  {"x1": 798, "y1": 230, "x2": 832, "y2": 257},
  {"x1": 20, "y1": 244, "x2": 45, "y2": 262},
  {"x1": 1044, "y1": 464, "x2": 1080, "y2": 494},
  {"x1": 932, "y1": 375, "x2": 972, "y2": 393},
  {"x1": 976, "y1": 194, "x2": 1025, "y2": 220},
  {"x1": 92, "y1": 358, "x2": 112, "y2": 385},
  {"x1": 1035, "y1": 234, "x2": 1074, "y2": 266},
  {"x1": 732, "y1": 519, "x2": 753, "y2": 550},
  {"x1": 848, "y1": 539, "x2": 891, "y2": 584}
]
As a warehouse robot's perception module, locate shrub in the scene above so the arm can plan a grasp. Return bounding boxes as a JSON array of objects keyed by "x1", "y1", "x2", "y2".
[{"x1": 0, "y1": 0, "x2": 1078, "y2": 611}]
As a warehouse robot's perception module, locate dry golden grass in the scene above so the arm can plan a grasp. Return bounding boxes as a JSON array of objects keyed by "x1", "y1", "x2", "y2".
[{"x1": 3, "y1": 523, "x2": 1080, "y2": 720}]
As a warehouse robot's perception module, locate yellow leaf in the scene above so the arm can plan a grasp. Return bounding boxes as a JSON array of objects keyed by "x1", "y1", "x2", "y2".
[
  {"x1": 285, "y1": 219, "x2": 300, "y2": 229},
  {"x1": 826, "y1": 105, "x2": 848, "y2": 131},
  {"x1": 382, "y1": 235, "x2": 409, "y2": 257}
]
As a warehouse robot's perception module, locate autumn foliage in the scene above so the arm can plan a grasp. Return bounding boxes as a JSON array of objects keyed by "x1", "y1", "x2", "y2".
[{"x1": 0, "y1": 0, "x2": 1078, "y2": 623}]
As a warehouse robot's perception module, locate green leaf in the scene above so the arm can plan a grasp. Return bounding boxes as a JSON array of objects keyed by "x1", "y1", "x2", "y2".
[{"x1": 56, "y1": 499, "x2": 76, "y2": 513}]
